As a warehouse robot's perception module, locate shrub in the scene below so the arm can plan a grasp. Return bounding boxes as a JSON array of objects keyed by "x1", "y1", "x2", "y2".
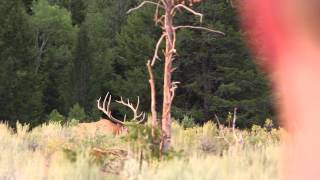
[
  {"x1": 48, "y1": 109, "x2": 65, "y2": 123},
  {"x1": 68, "y1": 103, "x2": 87, "y2": 121},
  {"x1": 67, "y1": 118, "x2": 80, "y2": 126},
  {"x1": 180, "y1": 115, "x2": 195, "y2": 129}
]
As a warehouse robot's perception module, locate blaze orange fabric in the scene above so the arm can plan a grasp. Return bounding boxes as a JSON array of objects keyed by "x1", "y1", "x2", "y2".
[{"x1": 240, "y1": 1, "x2": 320, "y2": 179}]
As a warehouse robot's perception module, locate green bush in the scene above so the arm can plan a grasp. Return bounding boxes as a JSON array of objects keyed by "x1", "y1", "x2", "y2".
[
  {"x1": 66, "y1": 118, "x2": 80, "y2": 126},
  {"x1": 48, "y1": 109, "x2": 65, "y2": 123},
  {"x1": 68, "y1": 103, "x2": 87, "y2": 121},
  {"x1": 180, "y1": 115, "x2": 195, "y2": 129},
  {"x1": 124, "y1": 122, "x2": 162, "y2": 159}
]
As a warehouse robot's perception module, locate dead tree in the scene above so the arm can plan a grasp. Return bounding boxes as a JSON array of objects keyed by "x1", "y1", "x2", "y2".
[{"x1": 128, "y1": 0, "x2": 224, "y2": 152}]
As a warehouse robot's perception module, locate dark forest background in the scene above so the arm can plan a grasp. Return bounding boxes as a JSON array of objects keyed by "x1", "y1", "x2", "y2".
[{"x1": 0, "y1": 0, "x2": 274, "y2": 127}]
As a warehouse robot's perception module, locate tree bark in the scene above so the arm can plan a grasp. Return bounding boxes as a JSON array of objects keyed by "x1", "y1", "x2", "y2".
[
  {"x1": 147, "y1": 61, "x2": 158, "y2": 129},
  {"x1": 161, "y1": 0, "x2": 175, "y2": 152}
]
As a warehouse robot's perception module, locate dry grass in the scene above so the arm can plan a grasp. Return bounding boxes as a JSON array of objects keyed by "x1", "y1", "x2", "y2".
[{"x1": 0, "y1": 121, "x2": 281, "y2": 180}]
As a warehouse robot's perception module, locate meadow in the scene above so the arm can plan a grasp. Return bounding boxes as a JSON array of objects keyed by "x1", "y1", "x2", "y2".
[{"x1": 0, "y1": 119, "x2": 281, "y2": 180}]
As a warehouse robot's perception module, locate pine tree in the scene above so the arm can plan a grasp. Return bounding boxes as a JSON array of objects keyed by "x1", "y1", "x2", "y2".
[
  {"x1": 30, "y1": 0, "x2": 78, "y2": 115},
  {"x1": 0, "y1": 0, "x2": 43, "y2": 126},
  {"x1": 173, "y1": 0, "x2": 273, "y2": 127}
]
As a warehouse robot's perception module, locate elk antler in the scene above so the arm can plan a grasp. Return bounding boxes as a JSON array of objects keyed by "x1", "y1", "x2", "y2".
[
  {"x1": 97, "y1": 92, "x2": 125, "y2": 125},
  {"x1": 116, "y1": 96, "x2": 146, "y2": 124},
  {"x1": 97, "y1": 92, "x2": 146, "y2": 124}
]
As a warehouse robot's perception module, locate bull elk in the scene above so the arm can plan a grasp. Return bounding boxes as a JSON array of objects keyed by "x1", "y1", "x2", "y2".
[{"x1": 75, "y1": 92, "x2": 146, "y2": 136}]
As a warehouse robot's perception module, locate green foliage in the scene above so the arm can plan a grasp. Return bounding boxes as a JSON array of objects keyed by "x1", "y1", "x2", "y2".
[
  {"x1": 0, "y1": 0, "x2": 43, "y2": 126},
  {"x1": 68, "y1": 103, "x2": 87, "y2": 121},
  {"x1": 48, "y1": 109, "x2": 65, "y2": 123},
  {"x1": 66, "y1": 118, "x2": 80, "y2": 127},
  {"x1": 264, "y1": 118, "x2": 274, "y2": 131},
  {"x1": 0, "y1": 0, "x2": 274, "y2": 128},
  {"x1": 124, "y1": 122, "x2": 162, "y2": 159},
  {"x1": 30, "y1": 0, "x2": 78, "y2": 115},
  {"x1": 180, "y1": 115, "x2": 196, "y2": 129},
  {"x1": 108, "y1": 5, "x2": 161, "y2": 110},
  {"x1": 172, "y1": 0, "x2": 273, "y2": 126}
]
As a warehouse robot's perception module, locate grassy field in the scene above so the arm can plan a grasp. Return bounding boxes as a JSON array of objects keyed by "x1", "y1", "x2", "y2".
[{"x1": 0, "y1": 120, "x2": 281, "y2": 180}]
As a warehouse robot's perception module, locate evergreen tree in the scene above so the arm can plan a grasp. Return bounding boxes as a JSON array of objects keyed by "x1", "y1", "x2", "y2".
[
  {"x1": 70, "y1": 25, "x2": 93, "y2": 112},
  {"x1": 109, "y1": 6, "x2": 163, "y2": 113},
  {"x1": 69, "y1": 0, "x2": 138, "y2": 117},
  {"x1": 0, "y1": 0, "x2": 43, "y2": 126},
  {"x1": 30, "y1": 0, "x2": 78, "y2": 115},
  {"x1": 0, "y1": 0, "x2": 274, "y2": 128},
  {"x1": 173, "y1": 0, "x2": 273, "y2": 126},
  {"x1": 68, "y1": 103, "x2": 87, "y2": 121}
]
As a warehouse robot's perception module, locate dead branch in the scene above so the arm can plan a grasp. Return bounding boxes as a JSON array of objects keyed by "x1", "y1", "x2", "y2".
[
  {"x1": 171, "y1": 4, "x2": 203, "y2": 22},
  {"x1": 155, "y1": 15, "x2": 165, "y2": 26},
  {"x1": 151, "y1": 33, "x2": 166, "y2": 66},
  {"x1": 170, "y1": 67, "x2": 177, "y2": 73},
  {"x1": 232, "y1": 107, "x2": 237, "y2": 132},
  {"x1": 174, "y1": 25, "x2": 225, "y2": 35},
  {"x1": 214, "y1": 114, "x2": 222, "y2": 129},
  {"x1": 232, "y1": 107, "x2": 243, "y2": 144},
  {"x1": 170, "y1": 81, "x2": 180, "y2": 102},
  {"x1": 163, "y1": 81, "x2": 180, "y2": 118},
  {"x1": 154, "y1": 1, "x2": 164, "y2": 25},
  {"x1": 35, "y1": 35, "x2": 49, "y2": 74},
  {"x1": 170, "y1": 30, "x2": 177, "y2": 54},
  {"x1": 147, "y1": 60, "x2": 158, "y2": 128},
  {"x1": 127, "y1": 1, "x2": 164, "y2": 14}
]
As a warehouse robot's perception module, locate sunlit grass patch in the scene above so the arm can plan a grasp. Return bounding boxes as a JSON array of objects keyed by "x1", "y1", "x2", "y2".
[{"x1": 0, "y1": 121, "x2": 281, "y2": 180}]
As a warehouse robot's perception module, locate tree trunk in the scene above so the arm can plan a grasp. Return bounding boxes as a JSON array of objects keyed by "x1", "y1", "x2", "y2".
[
  {"x1": 127, "y1": 0, "x2": 222, "y2": 152},
  {"x1": 161, "y1": 0, "x2": 175, "y2": 152},
  {"x1": 147, "y1": 61, "x2": 158, "y2": 129}
]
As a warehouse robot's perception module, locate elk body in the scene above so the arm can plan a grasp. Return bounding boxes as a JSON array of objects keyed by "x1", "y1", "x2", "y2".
[
  {"x1": 74, "y1": 92, "x2": 145, "y2": 136},
  {"x1": 75, "y1": 119, "x2": 127, "y2": 136}
]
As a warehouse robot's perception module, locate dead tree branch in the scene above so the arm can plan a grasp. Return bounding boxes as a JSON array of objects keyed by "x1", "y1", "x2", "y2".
[
  {"x1": 151, "y1": 33, "x2": 166, "y2": 66},
  {"x1": 147, "y1": 60, "x2": 158, "y2": 128},
  {"x1": 232, "y1": 107, "x2": 243, "y2": 144},
  {"x1": 171, "y1": 4, "x2": 203, "y2": 22},
  {"x1": 154, "y1": 1, "x2": 165, "y2": 25},
  {"x1": 214, "y1": 114, "x2": 222, "y2": 129},
  {"x1": 35, "y1": 33, "x2": 49, "y2": 74},
  {"x1": 127, "y1": 1, "x2": 164, "y2": 14},
  {"x1": 232, "y1": 107, "x2": 237, "y2": 132},
  {"x1": 174, "y1": 25, "x2": 225, "y2": 35},
  {"x1": 170, "y1": 81, "x2": 180, "y2": 102}
]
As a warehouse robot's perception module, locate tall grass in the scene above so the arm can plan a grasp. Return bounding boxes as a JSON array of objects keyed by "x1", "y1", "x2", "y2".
[{"x1": 0, "y1": 121, "x2": 281, "y2": 180}]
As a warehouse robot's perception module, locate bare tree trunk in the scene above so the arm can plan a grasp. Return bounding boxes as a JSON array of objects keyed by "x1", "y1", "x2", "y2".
[
  {"x1": 34, "y1": 32, "x2": 48, "y2": 74},
  {"x1": 161, "y1": 0, "x2": 175, "y2": 152},
  {"x1": 128, "y1": 0, "x2": 224, "y2": 153},
  {"x1": 147, "y1": 60, "x2": 158, "y2": 129}
]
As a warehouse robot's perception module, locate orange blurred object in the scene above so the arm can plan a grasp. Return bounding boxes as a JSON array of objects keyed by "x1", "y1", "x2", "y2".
[{"x1": 239, "y1": 0, "x2": 320, "y2": 179}]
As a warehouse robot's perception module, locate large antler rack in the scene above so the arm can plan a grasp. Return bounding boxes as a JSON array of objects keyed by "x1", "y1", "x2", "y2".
[
  {"x1": 116, "y1": 96, "x2": 146, "y2": 123},
  {"x1": 97, "y1": 92, "x2": 146, "y2": 125}
]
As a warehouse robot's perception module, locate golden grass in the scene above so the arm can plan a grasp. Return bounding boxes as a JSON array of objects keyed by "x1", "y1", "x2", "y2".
[{"x1": 0, "y1": 121, "x2": 281, "y2": 180}]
